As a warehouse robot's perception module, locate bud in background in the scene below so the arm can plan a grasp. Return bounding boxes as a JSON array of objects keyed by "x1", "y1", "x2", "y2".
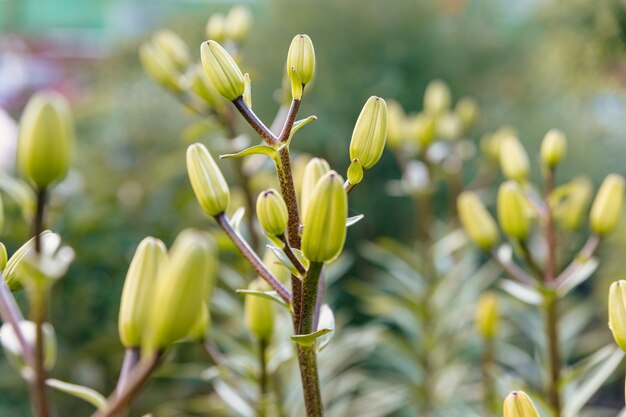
[
  {"x1": 436, "y1": 112, "x2": 463, "y2": 141},
  {"x1": 540, "y1": 129, "x2": 567, "y2": 168},
  {"x1": 590, "y1": 174, "x2": 624, "y2": 235},
  {"x1": 609, "y1": 280, "x2": 626, "y2": 352},
  {"x1": 184, "y1": 65, "x2": 226, "y2": 111},
  {"x1": 153, "y1": 30, "x2": 190, "y2": 71},
  {"x1": 407, "y1": 113, "x2": 435, "y2": 149},
  {"x1": 140, "y1": 43, "x2": 181, "y2": 91},
  {"x1": 119, "y1": 237, "x2": 167, "y2": 348},
  {"x1": 457, "y1": 191, "x2": 499, "y2": 250},
  {"x1": 256, "y1": 189, "x2": 288, "y2": 237},
  {"x1": 1, "y1": 320, "x2": 56, "y2": 377},
  {"x1": 476, "y1": 292, "x2": 499, "y2": 340},
  {"x1": 349, "y1": 96, "x2": 388, "y2": 170},
  {"x1": 386, "y1": 99, "x2": 406, "y2": 149},
  {"x1": 187, "y1": 143, "x2": 230, "y2": 217},
  {"x1": 499, "y1": 136, "x2": 529, "y2": 182},
  {"x1": 455, "y1": 97, "x2": 479, "y2": 132},
  {"x1": 553, "y1": 176, "x2": 593, "y2": 231},
  {"x1": 200, "y1": 40, "x2": 245, "y2": 101},
  {"x1": 497, "y1": 181, "x2": 530, "y2": 240},
  {"x1": 301, "y1": 171, "x2": 348, "y2": 263},
  {"x1": 423, "y1": 79, "x2": 451, "y2": 117},
  {"x1": 0, "y1": 243, "x2": 6, "y2": 271},
  {"x1": 18, "y1": 91, "x2": 74, "y2": 190},
  {"x1": 206, "y1": 14, "x2": 225, "y2": 43},
  {"x1": 300, "y1": 157, "x2": 330, "y2": 219},
  {"x1": 286, "y1": 34, "x2": 316, "y2": 89},
  {"x1": 503, "y1": 391, "x2": 541, "y2": 417},
  {"x1": 244, "y1": 279, "x2": 275, "y2": 342},
  {"x1": 225, "y1": 6, "x2": 252, "y2": 43}
]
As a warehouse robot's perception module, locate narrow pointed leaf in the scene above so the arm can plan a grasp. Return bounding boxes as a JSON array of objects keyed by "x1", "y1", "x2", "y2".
[
  {"x1": 346, "y1": 214, "x2": 365, "y2": 227},
  {"x1": 267, "y1": 245, "x2": 302, "y2": 278},
  {"x1": 230, "y1": 207, "x2": 246, "y2": 232},
  {"x1": 220, "y1": 145, "x2": 278, "y2": 161},
  {"x1": 291, "y1": 328, "x2": 332, "y2": 347},
  {"x1": 46, "y1": 379, "x2": 106, "y2": 410},
  {"x1": 235, "y1": 289, "x2": 289, "y2": 308},
  {"x1": 499, "y1": 279, "x2": 542, "y2": 305}
]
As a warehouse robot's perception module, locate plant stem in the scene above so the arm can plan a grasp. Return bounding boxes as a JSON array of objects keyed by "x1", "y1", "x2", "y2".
[
  {"x1": 276, "y1": 147, "x2": 301, "y2": 249},
  {"x1": 33, "y1": 189, "x2": 47, "y2": 252},
  {"x1": 0, "y1": 277, "x2": 33, "y2": 364},
  {"x1": 279, "y1": 235, "x2": 306, "y2": 276},
  {"x1": 278, "y1": 99, "x2": 301, "y2": 143},
  {"x1": 258, "y1": 340, "x2": 268, "y2": 417},
  {"x1": 300, "y1": 262, "x2": 323, "y2": 335},
  {"x1": 232, "y1": 97, "x2": 278, "y2": 145},
  {"x1": 482, "y1": 337, "x2": 497, "y2": 416},
  {"x1": 489, "y1": 250, "x2": 536, "y2": 286},
  {"x1": 115, "y1": 348, "x2": 140, "y2": 396}
]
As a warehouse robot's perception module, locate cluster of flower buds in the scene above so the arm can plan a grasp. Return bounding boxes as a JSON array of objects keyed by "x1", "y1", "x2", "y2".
[
  {"x1": 205, "y1": 6, "x2": 252, "y2": 46},
  {"x1": 503, "y1": 391, "x2": 542, "y2": 417},
  {"x1": 140, "y1": 30, "x2": 190, "y2": 92}
]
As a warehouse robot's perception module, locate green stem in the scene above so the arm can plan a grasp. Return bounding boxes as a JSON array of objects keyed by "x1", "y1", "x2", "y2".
[
  {"x1": 276, "y1": 147, "x2": 301, "y2": 249},
  {"x1": 300, "y1": 262, "x2": 323, "y2": 335},
  {"x1": 232, "y1": 97, "x2": 277, "y2": 145},
  {"x1": 258, "y1": 340, "x2": 268, "y2": 417},
  {"x1": 30, "y1": 286, "x2": 50, "y2": 417},
  {"x1": 482, "y1": 338, "x2": 497, "y2": 416}
]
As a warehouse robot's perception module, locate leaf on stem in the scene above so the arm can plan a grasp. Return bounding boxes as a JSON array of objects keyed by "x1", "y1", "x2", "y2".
[
  {"x1": 229, "y1": 207, "x2": 246, "y2": 232},
  {"x1": 556, "y1": 257, "x2": 598, "y2": 297},
  {"x1": 235, "y1": 289, "x2": 289, "y2": 309},
  {"x1": 288, "y1": 115, "x2": 317, "y2": 142},
  {"x1": 220, "y1": 145, "x2": 278, "y2": 161},
  {"x1": 499, "y1": 279, "x2": 542, "y2": 305},
  {"x1": 46, "y1": 378, "x2": 107, "y2": 410},
  {"x1": 291, "y1": 328, "x2": 332, "y2": 347},
  {"x1": 316, "y1": 304, "x2": 335, "y2": 351},
  {"x1": 346, "y1": 214, "x2": 365, "y2": 227},
  {"x1": 267, "y1": 245, "x2": 304, "y2": 278}
]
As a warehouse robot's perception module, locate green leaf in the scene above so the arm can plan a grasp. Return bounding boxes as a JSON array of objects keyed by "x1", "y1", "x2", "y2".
[
  {"x1": 229, "y1": 207, "x2": 246, "y2": 232},
  {"x1": 289, "y1": 115, "x2": 317, "y2": 139},
  {"x1": 46, "y1": 378, "x2": 107, "y2": 410},
  {"x1": 346, "y1": 214, "x2": 365, "y2": 227},
  {"x1": 499, "y1": 279, "x2": 542, "y2": 305},
  {"x1": 291, "y1": 328, "x2": 333, "y2": 347},
  {"x1": 317, "y1": 305, "x2": 335, "y2": 351},
  {"x1": 267, "y1": 245, "x2": 303, "y2": 278},
  {"x1": 235, "y1": 289, "x2": 289, "y2": 308},
  {"x1": 220, "y1": 145, "x2": 278, "y2": 161},
  {"x1": 556, "y1": 257, "x2": 599, "y2": 297}
]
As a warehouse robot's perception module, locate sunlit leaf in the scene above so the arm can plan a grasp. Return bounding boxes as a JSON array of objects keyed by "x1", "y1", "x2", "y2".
[{"x1": 46, "y1": 379, "x2": 106, "y2": 410}]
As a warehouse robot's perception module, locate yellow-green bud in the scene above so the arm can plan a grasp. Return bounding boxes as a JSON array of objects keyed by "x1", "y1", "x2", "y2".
[
  {"x1": 1, "y1": 320, "x2": 56, "y2": 376},
  {"x1": 0, "y1": 195, "x2": 3, "y2": 236},
  {"x1": 300, "y1": 157, "x2": 330, "y2": 220},
  {"x1": 225, "y1": 6, "x2": 252, "y2": 43},
  {"x1": 256, "y1": 189, "x2": 288, "y2": 237},
  {"x1": 139, "y1": 43, "x2": 180, "y2": 91},
  {"x1": 475, "y1": 292, "x2": 499, "y2": 340},
  {"x1": 286, "y1": 34, "x2": 315, "y2": 87},
  {"x1": 590, "y1": 174, "x2": 624, "y2": 235},
  {"x1": 455, "y1": 97, "x2": 479, "y2": 131},
  {"x1": 386, "y1": 99, "x2": 405, "y2": 149},
  {"x1": 497, "y1": 180, "x2": 530, "y2": 240},
  {"x1": 244, "y1": 279, "x2": 275, "y2": 342},
  {"x1": 185, "y1": 65, "x2": 225, "y2": 110},
  {"x1": 436, "y1": 112, "x2": 463, "y2": 141},
  {"x1": 423, "y1": 79, "x2": 451, "y2": 116},
  {"x1": 200, "y1": 40, "x2": 245, "y2": 101},
  {"x1": 408, "y1": 112, "x2": 435, "y2": 149},
  {"x1": 499, "y1": 136, "x2": 529, "y2": 182},
  {"x1": 553, "y1": 176, "x2": 593, "y2": 231},
  {"x1": 503, "y1": 391, "x2": 541, "y2": 417},
  {"x1": 349, "y1": 96, "x2": 388, "y2": 169},
  {"x1": 206, "y1": 14, "x2": 225, "y2": 43},
  {"x1": 186, "y1": 143, "x2": 230, "y2": 217},
  {"x1": 301, "y1": 171, "x2": 348, "y2": 263},
  {"x1": 18, "y1": 91, "x2": 74, "y2": 189},
  {"x1": 540, "y1": 129, "x2": 567, "y2": 168},
  {"x1": 153, "y1": 30, "x2": 190, "y2": 70},
  {"x1": 144, "y1": 230, "x2": 214, "y2": 352},
  {"x1": 118, "y1": 237, "x2": 167, "y2": 348},
  {"x1": 347, "y1": 158, "x2": 364, "y2": 185},
  {"x1": 0, "y1": 243, "x2": 6, "y2": 271},
  {"x1": 457, "y1": 191, "x2": 499, "y2": 250},
  {"x1": 4, "y1": 230, "x2": 53, "y2": 291},
  {"x1": 187, "y1": 303, "x2": 210, "y2": 342},
  {"x1": 609, "y1": 280, "x2": 626, "y2": 352}
]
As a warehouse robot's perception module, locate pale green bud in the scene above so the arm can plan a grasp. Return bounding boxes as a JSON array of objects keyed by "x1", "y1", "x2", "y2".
[
  {"x1": 301, "y1": 171, "x2": 348, "y2": 263},
  {"x1": 139, "y1": 43, "x2": 180, "y2": 91},
  {"x1": 349, "y1": 96, "x2": 388, "y2": 169},
  {"x1": 499, "y1": 136, "x2": 529, "y2": 182},
  {"x1": 187, "y1": 303, "x2": 210, "y2": 342},
  {"x1": 386, "y1": 99, "x2": 405, "y2": 149},
  {"x1": 257, "y1": 189, "x2": 288, "y2": 237},
  {"x1": 609, "y1": 280, "x2": 626, "y2": 352},
  {"x1": 407, "y1": 112, "x2": 435, "y2": 149},
  {"x1": 153, "y1": 30, "x2": 190, "y2": 70},
  {"x1": 1, "y1": 320, "x2": 57, "y2": 376},
  {"x1": 0, "y1": 243, "x2": 6, "y2": 271},
  {"x1": 436, "y1": 112, "x2": 463, "y2": 141},
  {"x1": 243, "y1": 73, "x2": 252, "y2": 108},
  {"x1": 286, "y1": 34, "x2": 315, "y2": 87},
  {"x1": 4, "y1": 230, "x2": 54, "y2": 291},
  {"x1": 590, "y1": 174, "x2": 624, "y2": 235},
  {"x1": 206, "y1": 14, "x2": 225, "y2": 43},
  {"x1": 244, "y1": 279, "x2": 275, "y2": 342},
  {"x1": 503, "y1": 391, "x2": 541, "y2": 417},
  {"x1": 184, "y1": 65, "x2": 226, "y2": 110},
  {"x1": 497, "y1": 181, "x2": 530, "y2": 240},
  {"x1": 455, "y1": 97, "x2": 479, "y2": 131},
  {"x1": 423, "y1": 79, "x2": 451, "y2": 116},
  {"x1": 540, "y1": 129, "x2": 567, "y2": 168},
  {"x1": 118, "y1": 237, "x2": 167, "y2": 348},
  {"x1": 18, "y1": 91, "x2": 74, "y2": 189},
  {"x1": 200, "y1": 40, "x2": 245, "y2": 101},
  {"x1": 457, "y1": 191, "x2": 499, "y2": 250},
  {"x1": 300, "y1": 157, "x2": 330, "y2": 220},
  {"x1": 186, "y1": 143, "x2": 230, "y2": 217},
  {"x1": 475, "y1": 292, "x2": 499, "y2": 340},
  {"x1": 553, "y1": 176, "x2": 593, "y2": 231},
  {"x1": 225, "y1": 6, "x2": 252, "y2": 43}
]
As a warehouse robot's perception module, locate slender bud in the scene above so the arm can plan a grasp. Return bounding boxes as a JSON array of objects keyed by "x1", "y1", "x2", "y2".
[
  {"x1": 139, "y1": 43, "x2": 181, "y2": 91},
  {"x1": 408, "y1": 112, "x2": 435, "y2": 149},
  {"x1": 1, "y1": 320, "x2": 56, "y2": 376},
  {"x1": 609, "y1": 280, "x2": 626, "y2": 352},
  {"x1": 540, "y1": 129, "x2": 567, "y2": 168},
  {"x1": 0, "y1": 243, "x2": 6, "y2": 271},
  {"x1": 18, "y1": 91, "x2": 74, "y2": 189},
  {"x1": 499, "y1": 136, "x2": 529, "y2": 182},
  {"x1": 590, "y1": 174, "x2": 624, "y2": 235},
  {"x1": 436, "y1": 112, "x2": 463, "y2": 141},
  {"x1": 186, "y1": 143, "x2": 230, "y2": 217},
  {"x1": 475, "y1": 292, "x2": 499, "y2": 340},
  {"x1": 244, "y1": 279, "x2": 275, "y2": 342},
  {"x1": 206, "y1": 14, "x2": 225, "y2": 43},
  {"x1": 349, "y1": 96, "x2": 388, "y2": 169},
  {"x1": 185, "y1": 65, "x2": 225, "y2": 110},
  {"x1": 225, "y1": 6, "x2": 252, "y2": 43},
  {"x1": 497, "y1": 181, "x2": 530, "y2": 240},
  {"x1": 200, "y1": 40, "x2": 245, "y2": 101},
  {"x1": 301, "y1": 171, "x2": 348, "y2": 263},
  {"x1": 153, "y1": 30, "x2": 189, "y2": 70},
  {"x1": 457, "y1": 191, "x2": 499, "y2": 250},
  {"x1": 455, "y1": 97, "x2": 479, "y2": 131},
  {"x1": 119, "y1": 237, "x2": 167, "y2": 348},
  {"x1": 553, "y1": 176, "x2": 593, "y2": 231},
  {"x1": 286, "y1": 34, "x2": 315, "y2": 87},
  {"x1": 423, "y1": 79, "x2": 451, "y2": 116},
  {"x1": 257, "y1": 189, "x2": 288, "y2": 237},
  {"x1": 503, "y1": 391, "x2": 541, "y2": 417},
  {"x1": 300, "y1": 157, "x2": 330, "y2": 219},
  {"x1": 386, "y1": 99, "x2": 406, "y2": 149}
]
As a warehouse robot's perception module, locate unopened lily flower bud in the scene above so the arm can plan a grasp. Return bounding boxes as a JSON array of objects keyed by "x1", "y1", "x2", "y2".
[
  {"x1": 18, "y1": 91, "x2": 74, "y2": 190},
  {"x1": 225, "y1": 6, "x2": 252, "y2": 43},
  {"x1": 503, "y1": 391, "x2": 541, "y2": 417},
  {"x1": 540, "y1": 129, "x2": 567, "y2": 168},
  {"x1": 609, "y1": 280, "x2": 626, "y2": 352},
  {"x1": 200, "y1": 40, "x2": 245, "y2": 101},
  {"x1": 300, "y1": 157, "x2": 331, "y2": 219},
  {"x1": 153, "y1": 30, "x2": 190, "y2": 70},
  {"x1": 408, "y1": 112, "x2": 435, "y2": 149},
  {"x1": 185, "y1": 65, "x2": 225, "y2": 111},
  {"x1": 457, "y1": 191, "x2": 499, "y2": 250},
  {"x1": 455, "y1": 97, "x2": 479, "y2": 131},
  {"x1": 436, "y1": 112, "x2": 463, "y2": 141},
  {"x1": 499, "y1": 136, "x2": 529, "y2": 182},
  {"x1": 257, "y1": 189, "x2": 288, "y2": 237},
  {"x1": 0, "y1": 243, "x2": 6, "y2": 272},
  {"x1": 187, "y1": 143, "x2": 230, "y2": 217},
  {"x1": 119, "y1": 237, "x2": 167, "y2": 348},
  {"x1": 286, "y1": 34, "x2": 315, "y2": 88},
  {"x1": 590, "y1": 174, "x2": 624, "y2": 235},
  {"x1": 497, "y1": 181, "x2": 530, "y2": 240},
  {"x1": 553, "y1": 176, "x2": 593, "y2": 231},
  {"x1": 423, "y1": 79, "x2": 451, "y2": 116},
  {"x1": 144, "y1": 230, "x2": 214, "y2": 353},
  {"x1": 1, "y1": 320, "x2": 56, "y2": 376},
  {"x1": 475, "y1": 292, "x2": 499, "y2": 340},
  {"x1": 244, "y1": 279, "x2": 275, "y2": 342},
  {"x1": 349, "y1": 96, "x2": 388, "y2": 170},
  {"x1": 386, "y1": 99, "x2": 405, "y2": 148},
  {"x1": 302, "y1": 171, "x2": 348, "y2": 263},
  {"x1": 139, "y1": 43, "x2": 181, "y2": 91},
  {"x1": 206, "y1": 14, "x2": 225, "y2": 43},
  {"x1": 187, "y1": 303, "x2": 210, "y2": 342}
]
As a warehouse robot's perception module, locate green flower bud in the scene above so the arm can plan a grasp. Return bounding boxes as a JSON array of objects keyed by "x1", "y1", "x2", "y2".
[
  {"x1": 386, "y1": 99, "x2": 405, "y2": 149},
  {"x1": 256, "y1": 189, "x2": 288, "y2": 237},
  {"x1": 119, "y1": 237, "x2": 167, "y2": 348},
  {"x1": 144, "y1": 230, "x2": 214, "y2": 353},
  {"x1": 349, "y1": 96, "x2": 388, "y2": 169},
  {"x1": 0, "y1": 243, "x2": 6, "y2": 272},
  {"x1": 18, "y1": 91, "x2": 74, "y2": 189},
  {"x1": 200, "y1": 40, "x2": 245, "y2": 101},
  {"x1": 436, "y1": 112, "x2": 463, "y2": 141},
  {"x1": 206, "y1": 14, "x2": 225, "y2": 43},
  {"x1": 407, "y1": 112, "x2": 435, "y2": 149},
  {"x1": 590, "y1": 174, "x2": 624, "y2": 235},
  {"x1": 497, "y1": 181, "x2": 530, "y2": 240},
  {"x1": 187, "y1": 303, "x2": 210, "y2": 342},
  {"x1": 457, "y1": 191, "x2": 499, "y2": 250},
  {"x1": 4, "y1": 230, "x2": 54, "y2": 291},
  {"x1": 225, "y1": 6, "x2": 252, "y2": 43},
  {"x1": 423, "y1": 79, "x2": 451, "y2": 116},
  {"x1": 244, "y1": 279, "x2": 275, "y2": 342},
  {"x1": 139, "y1": 43, "x2": 180, "y2": 91},
  {"x1": 552, "y1": 176, "x2": 593, "y2": 231},
  {"x1": 153, "y1": 30, "x2": 190, "y2": 70},
  {"x1": 301, "y1": 171, "x2": 348, "y2": 263},
  {"x1": 609, "y1": 280, "x2": 626, "y2": 352},
  {"x1": 540, "y1": 129, "x2": 567, "y2": 168},
  {"x1": 499, "y1": 136, "x2": 529, "y2": 182},
  {"x1": 455, "y1": 97, "x2": 479, "y2": 131},
  {"x1": 300, "y1": 157, "x2": 330, "y2": 220},
  {"x1": 347, "y1": 158, "x2": 364, "y2": 186},
  {"x1": 286, "y1": 34, "x2": 315, "y2": 87},
  {"x1": 184, "y1": 65, "x2": 226, "y2": 110},
  {"x1": 475, "y1": 292, "x2": 499, "y2": 340},
  {"x1": 187, "y1": 143, "x2": 230, "y2": 217},
  {"x1": 503, "y1": 391, "x2": 541, "y2": 417},
  {"x1": 1, "y1": 320, "x2": 56, "y2": 376}
]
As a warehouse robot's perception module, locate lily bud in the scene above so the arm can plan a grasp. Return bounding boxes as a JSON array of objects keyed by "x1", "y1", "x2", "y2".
[
  {"x1": 0, "y1": 243, "x2": 6, "y2": 271},
  {"x1": 244, "y1": 279, "x2": 275, "y2": 342},
  {"x1": 497, "y1": 181, "x2": 530, "y2": 240},
  {"x1": 475, "y1": 292, "x2": 499, "y2": 340},
  {"x1": 139, "y1": 43, "x2": 181, "y2": 91},
  {"x1": 225, "y1": 6, "x2": 252, "y2": 43},
  {"x1": 349, "y1": 96, "x2": 388, "y2": 169},
  {"x1": 455, "y1": 97, "x2": 479, "y2": 131},
  {"x1": 286, "y1": 34, "x2": 315, "y2": 87},
  {"x1": 186, "y1": 143, "x2": 230, "y2": 217},
  {"x1": 185, "y1": 65, "x2": 225, "y2": 110},
  {"x1": 301, "y1": 171, "x2": 348, "y2": 263},
  {"x1": 144, "y1": 230, "x2": 214, "y2": 353},
  {"x1": 200, "y1": 40, "x2": 245, "y2": 101},
  {"x1": 257, "y1": 189, "x2": 288, "y2": 237},
  {"x1": 499, "y1": 136, "x2": 529, "y2": 182},
  {"x1": 187, "y1": 303, "x2": 210, "y2": 342},
  {"x1": 386, "y1": 99, "x2": 405, "y2": 148},
  {"x1": 1, "y1": 320, "x2": 56, "y2": 376},
  {"x1": 18, "y1": 91, "x2": 74, "y2": 189},
  {"x1": 153, "y1": 30, "x2": 190, "y2": 70},
  {"x1": 119, "y1": 237, "x2": 167, "y2": 348},
  {"x1": 436, "y1": 112, "x2": 463, "y2": 141},
  {"x1": 423, "y1": 79, "x2": 451, "y2": 116},
  {"x1": 553, "y1": 176, "x2": 593, "y2": 231},
  {"x1": 206, "y1": 14, "x2": 225, "y2": 43},
  {"x1": 408, "y1": 112, "x2": 435, "y2": 149},
  {"x1": 300, "y1": 157, "x2": 331, "y2": 219},
  {"x1": 540, "y1": 129, "x2": 567, "y2": 168},
  {"x1": 503, "y1": 391, "x2": 541, "y2": 417},
  {"x1": 609, "y1": 280, "x2": 626, "y2": 352},
  {"x1": 590, "y1": 174, "x2": 624, "y2": 235},
  {"x1": 457, "y1": 191, "x2": 499, "y2": 250}
]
